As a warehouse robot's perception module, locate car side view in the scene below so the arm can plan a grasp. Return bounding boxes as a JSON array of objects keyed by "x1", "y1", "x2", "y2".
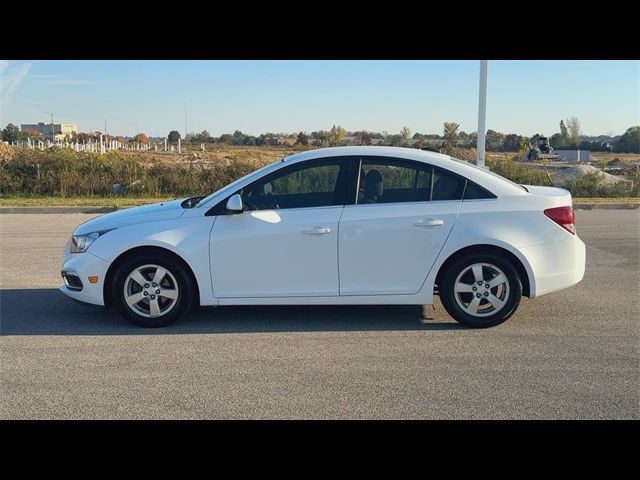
[{"x1": 60, "y1": 146, "x2": 586, "y2": 328}]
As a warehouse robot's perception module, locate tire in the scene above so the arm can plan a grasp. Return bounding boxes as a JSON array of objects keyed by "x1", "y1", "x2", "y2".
[
  {"x1": 112, "y1": 252, "x2": 194, "y2": 328},
  {"x1": 440, "y1": 252, "x2": 522, "y2": 328}
]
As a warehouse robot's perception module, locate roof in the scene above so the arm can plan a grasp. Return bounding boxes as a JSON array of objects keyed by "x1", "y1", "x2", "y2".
[{"x1": 283, "y1": 146, "x2": 451, "y2": 163}]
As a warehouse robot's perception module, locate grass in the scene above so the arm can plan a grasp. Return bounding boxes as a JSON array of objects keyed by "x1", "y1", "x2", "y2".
[
  {"x1": 1, "y1": 195, "x2": 638, "y2": 208},
  {"x1": 0, "y1": 196, "x2": 173, "y2": 208},
  {"x1": 573, "y1": 197, "x2": 640, "y2": 204}
]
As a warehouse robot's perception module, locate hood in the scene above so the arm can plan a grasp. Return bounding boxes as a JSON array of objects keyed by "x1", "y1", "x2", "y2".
[{"x1": 75, "y1": 199, "x2": 187, "y2": 235}]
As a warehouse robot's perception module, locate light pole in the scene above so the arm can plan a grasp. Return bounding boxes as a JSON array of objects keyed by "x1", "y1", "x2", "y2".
[
  {"x1": 44, "y1": 112, "x2": 54, "y2": 141},
  {"x1": 99, "y1": 117, "x2": 107, "y2": 136},
  {"x1": 476, "y1": 60, "x2": 488, "y2": 168}
]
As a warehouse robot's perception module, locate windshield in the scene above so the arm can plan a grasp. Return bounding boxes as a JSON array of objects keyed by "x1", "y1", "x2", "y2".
[{"x1": 195, "y1": 160, "x2": 281, "y2": 208}]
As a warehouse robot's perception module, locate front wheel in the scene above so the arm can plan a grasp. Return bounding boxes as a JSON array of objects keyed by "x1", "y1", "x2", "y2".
[
  {"x1": 112, "y1": 253, "x2": 194, "y2": 327},
  {"x1": 440, "y1": 253, "x2": 522, "y2": 328}
]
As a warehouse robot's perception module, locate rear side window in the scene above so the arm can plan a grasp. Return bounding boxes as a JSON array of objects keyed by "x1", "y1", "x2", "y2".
[
  {"x1": 352, "y1": 156, "x2": 495, "y2": 205},
  {"x1": 356, "y1": 158, "x2": 432, "y2": 205},
  {"x1": 432, "y1": 168, "x2": 465, "y2": 201}
]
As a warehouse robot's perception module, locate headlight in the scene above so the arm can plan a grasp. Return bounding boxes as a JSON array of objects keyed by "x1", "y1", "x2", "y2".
[{"x1": 70, "y1": 230, "x2": 113, "y2": 253}]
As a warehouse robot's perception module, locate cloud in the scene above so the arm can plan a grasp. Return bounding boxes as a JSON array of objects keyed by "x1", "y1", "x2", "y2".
[
  {"x1": 40, "y1": 79, "x2": 96, "y2": 85},
  {"x1": 29, "y1": 74, "x2": 63, "y2": 79},
  {"x1": 0, "y1": 60, "x2": 32, "y2": 104}
]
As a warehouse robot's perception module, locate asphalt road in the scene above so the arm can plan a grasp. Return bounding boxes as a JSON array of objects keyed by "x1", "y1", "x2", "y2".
[{"x1": 1, "y1": 211, "x2": 638, "y2": 419}]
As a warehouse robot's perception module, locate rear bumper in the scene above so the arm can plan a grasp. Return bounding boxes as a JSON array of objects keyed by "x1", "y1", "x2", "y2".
[
  {"x1": 520, "y1": 234, "x2": 586, "y2": 298},
  {"x1": 59, "y1": 251, "x2": 109, "y2": 306}
]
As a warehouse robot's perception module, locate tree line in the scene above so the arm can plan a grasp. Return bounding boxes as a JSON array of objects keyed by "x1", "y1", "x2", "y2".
[{"x1": 3, "y1": 121, "x2": 638, "y2": 153}]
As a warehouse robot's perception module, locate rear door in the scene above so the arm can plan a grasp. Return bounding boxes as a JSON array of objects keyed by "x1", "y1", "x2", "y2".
[{"x1": 338, "y1": 157, "x2": 463, "y2": 296}]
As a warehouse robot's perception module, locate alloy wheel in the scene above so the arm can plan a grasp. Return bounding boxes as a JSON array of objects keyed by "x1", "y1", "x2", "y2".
[
  {"x1": 453, "y1": 262, "x2": 510, "y2": 318},
  {"x1": 123, "y1": 264, "x2": 179, "y2": 318}
]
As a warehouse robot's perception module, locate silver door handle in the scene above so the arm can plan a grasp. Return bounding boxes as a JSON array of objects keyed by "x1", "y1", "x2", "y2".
[
  {"x1": 414, "y1": 219, "x2": 444, "y2": 227},
  {"x1": 302, "y1": 227, "x2": 331, "y2": 235}
]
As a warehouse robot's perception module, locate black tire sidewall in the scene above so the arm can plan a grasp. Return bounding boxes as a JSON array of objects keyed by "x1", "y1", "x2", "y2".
[
  {"x1": 440, "y1": 252, "x2": 522, "y2": 328},
  {"x1": 112, "y1": 253, "x2": 193, "y2": 328}
]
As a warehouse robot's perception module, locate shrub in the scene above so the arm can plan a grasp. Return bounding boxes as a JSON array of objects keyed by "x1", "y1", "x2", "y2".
[
  {"x1": 485, "y1": 156, "x2": 553, "y2": 187},
  {"x1": 0, "y1": 147, "x2": 273, "y2": 197}
]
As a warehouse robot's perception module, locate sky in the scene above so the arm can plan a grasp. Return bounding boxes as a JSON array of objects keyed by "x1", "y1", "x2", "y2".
[{"x1": 1, "y1": 60, "x2": 638, "y2": 138}]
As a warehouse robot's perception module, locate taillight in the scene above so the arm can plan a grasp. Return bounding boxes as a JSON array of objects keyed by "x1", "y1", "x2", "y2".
[{"x1": 544, "y1": 206, "x2": 576, "y2": 235}]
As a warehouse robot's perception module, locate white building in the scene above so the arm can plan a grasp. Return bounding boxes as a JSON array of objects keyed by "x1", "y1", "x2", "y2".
[{"x1": 21, "y1": 122, "x2": 78, "y2": 141}]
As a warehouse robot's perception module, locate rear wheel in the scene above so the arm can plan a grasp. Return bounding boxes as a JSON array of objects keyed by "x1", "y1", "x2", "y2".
[
  {"x1": 112, "y1": 253, "x2": 194, "y2": 327},
  {"x1": 440, "y1": 252, "x2": 522, "y2": 328}
]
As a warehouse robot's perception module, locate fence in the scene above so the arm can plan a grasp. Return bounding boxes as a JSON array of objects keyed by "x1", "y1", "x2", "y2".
[{"x1": 8, "y1": 136, "x2": 208, "y2": 154}]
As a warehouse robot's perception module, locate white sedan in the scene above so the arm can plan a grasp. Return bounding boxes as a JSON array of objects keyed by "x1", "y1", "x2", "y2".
[{"x1": 60, "y1": 146, "x2": 585, "y2": 328}]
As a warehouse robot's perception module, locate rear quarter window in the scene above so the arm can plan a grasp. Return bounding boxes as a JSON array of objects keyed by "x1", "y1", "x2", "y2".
[{"x1": 463, "y1": 180, "x2": 497, "y2": 200}]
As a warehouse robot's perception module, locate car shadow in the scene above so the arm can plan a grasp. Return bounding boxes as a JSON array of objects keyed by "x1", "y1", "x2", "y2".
[{"x1": 0, "y1": 288, "x2": 464, "y2": 336}]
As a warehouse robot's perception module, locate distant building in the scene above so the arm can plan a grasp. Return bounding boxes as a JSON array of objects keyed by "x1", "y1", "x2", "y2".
[
  {"x1": 21, "y1": 122, "x2": 78, "y2": 141},
  {"x1": 553, "y1": 149, "x2": 596, "y2": 163}
]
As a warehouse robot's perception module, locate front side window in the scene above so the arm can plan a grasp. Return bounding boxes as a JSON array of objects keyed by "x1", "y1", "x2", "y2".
[
  {"x1": 242, "y1": 160, "x2": 344, "y2": 211},
  {"x1": 356, "y1": 158, "x2": 432, "y2": 205}
]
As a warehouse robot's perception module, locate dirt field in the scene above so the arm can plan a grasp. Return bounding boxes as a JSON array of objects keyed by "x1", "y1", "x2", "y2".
[{"x1": 590, "y1": 152, "x2": 640, "y2": 163}]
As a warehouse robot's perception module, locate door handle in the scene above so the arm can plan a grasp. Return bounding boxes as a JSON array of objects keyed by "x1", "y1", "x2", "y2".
[
  {"x1": 414, "y1": 218, "x2": 444, "y2": 227},
  {"x1": 302, "y1": 226, "x2": 331, "y2": 235}
]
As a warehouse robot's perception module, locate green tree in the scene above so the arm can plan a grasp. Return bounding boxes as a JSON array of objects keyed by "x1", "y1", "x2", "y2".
[
  {"x1": 217, "y1": 133, "x2": 233, "y2": 144},
  {"x1": 559, "y1": 120, "x2": 568, "y2": 139},
  {"x1": 167, "y1": 130, "x2": 181, "y2": 144},
  {"x1": 190, "y1": 130, "x2": 211, "y2": 144},
  {"x1": 503, "y1": 133, "x2": 525, "y2": 152},
  {"x1": 549, "y1": 133, "x2": 563, "y2": 149},
  {"x1": 443, "y1": 122, "x2": 459, "y2": 146},
  {"x1": 296, "y1": 131, "x2": 309, "y2": 145},
  {"x1": 400, "y1": 126, "x2": 412, "y2": 141},
  {"x1": 614, "y1": 126, "x2": 640, "y2": 153},
  {"x1": 485, "y1": 129, "x2": 505, "y2": 150},
  {"x1": 232, "y1": 130, "x2": 246, "y2": 145},
  {"x1": 2, "y1": 123, "x2": 25, "y2": 143}
]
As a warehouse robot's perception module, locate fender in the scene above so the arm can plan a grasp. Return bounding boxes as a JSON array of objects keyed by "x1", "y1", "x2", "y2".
[
  {"x1": 88, "y1": 215, "x2": 218, "y2": 306},
  {"x1": 419, "y1": 237, "x2": 537, "y2": 303}
]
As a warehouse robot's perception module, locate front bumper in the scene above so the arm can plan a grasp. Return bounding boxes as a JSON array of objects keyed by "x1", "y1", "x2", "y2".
[
  {"x1": 60, "y1": 251, "x2": 110, "y2": 306},
  {"x1": 520, "y1": 233, "x2": 586, "y2": 298}
]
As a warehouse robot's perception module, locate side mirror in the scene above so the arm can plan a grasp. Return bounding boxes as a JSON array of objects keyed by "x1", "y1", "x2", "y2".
[{"x1": 226, "y1": 193, "x2": 243, "y2": 213}]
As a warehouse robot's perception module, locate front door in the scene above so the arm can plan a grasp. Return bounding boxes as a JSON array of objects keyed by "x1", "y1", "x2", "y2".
[{"x1": 210, "y1": 157, "x2": 349, "y2": 298}]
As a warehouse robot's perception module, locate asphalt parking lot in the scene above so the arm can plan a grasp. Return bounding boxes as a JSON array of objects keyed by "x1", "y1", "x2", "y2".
[{"x1": 1, "y1": 210, "x2": 638, "y2": 419}]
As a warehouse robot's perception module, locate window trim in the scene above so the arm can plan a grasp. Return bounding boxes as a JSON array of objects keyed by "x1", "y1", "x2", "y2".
[{"x1": 206, "y1": 156, "x2": 352, "y2": 216}]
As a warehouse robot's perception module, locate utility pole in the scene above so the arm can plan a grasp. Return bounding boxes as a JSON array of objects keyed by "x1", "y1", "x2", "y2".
[
  {"x1": 45, "y1": 112, "x2": 54, "y2": 141},
  {"x1": 99, "y1": 117, "x2": 107, "y2": 136},
  {"x1": 476, "y1": 60, "x2": 488, "y2": 168},
  {"x1": 184, "y1": 102, "x2": 188, "y2": 142}
]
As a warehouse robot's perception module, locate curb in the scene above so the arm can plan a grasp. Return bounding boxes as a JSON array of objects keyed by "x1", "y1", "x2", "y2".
[
  {"x1": 0, "y1": 206, "x2": 118, "y2": 214},
  {"x1": 0, "y1": 203, "x2": 638, "y2": 214},
  {"x1": 573, "y1": 203, "x2": 639, "y2": 210}
]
